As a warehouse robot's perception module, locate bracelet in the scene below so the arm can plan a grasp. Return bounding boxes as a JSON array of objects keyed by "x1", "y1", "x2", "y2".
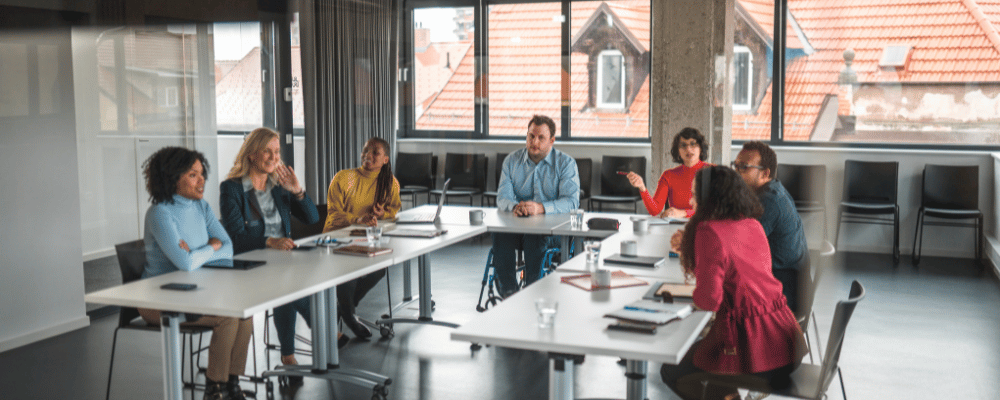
[{"x1": 294, "y1": 188, "x2": 305, "y2": 198}]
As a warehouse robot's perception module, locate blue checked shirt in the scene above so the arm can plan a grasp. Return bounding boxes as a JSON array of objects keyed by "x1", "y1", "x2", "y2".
[{"x1": 497, "y1": 147, "x2": 580, "y2": 214}]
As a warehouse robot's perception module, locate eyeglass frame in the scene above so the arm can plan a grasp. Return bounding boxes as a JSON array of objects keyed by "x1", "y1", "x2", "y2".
[{"x1": 730, "y1": 161, "x2": 766, "y2": 172}]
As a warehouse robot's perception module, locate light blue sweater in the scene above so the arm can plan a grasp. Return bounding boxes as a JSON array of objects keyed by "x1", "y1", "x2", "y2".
[{"x1": 143, "y1": 194, "x2": 233, "y2": 279}]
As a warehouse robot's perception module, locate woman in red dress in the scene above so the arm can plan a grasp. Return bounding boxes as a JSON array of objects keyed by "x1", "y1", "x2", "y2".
[
  {"x1": 661, "y1": 165, "x2": 807, "y2": 400},
  {"x1": 626, "y1": 127, "x2": 710, "y2": 218}
]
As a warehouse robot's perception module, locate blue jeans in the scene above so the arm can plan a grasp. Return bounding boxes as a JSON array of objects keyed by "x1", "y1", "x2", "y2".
[
  {"x1": 272, "y1": 297, "x2": 311, "y2": 357},
  {"x1": 490, "y1": 233, "x2": 559, "y2": 295}
]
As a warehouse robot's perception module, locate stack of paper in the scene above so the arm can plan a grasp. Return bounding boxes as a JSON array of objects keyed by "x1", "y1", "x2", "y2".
[{"x1": 604, "y1": 300, "x2": 693, "y2": 325}]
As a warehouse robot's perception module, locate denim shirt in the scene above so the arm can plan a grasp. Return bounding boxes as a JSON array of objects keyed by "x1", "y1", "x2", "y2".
[{"x1": 496, "y1": 147, "x2": 580, "y2": 214}]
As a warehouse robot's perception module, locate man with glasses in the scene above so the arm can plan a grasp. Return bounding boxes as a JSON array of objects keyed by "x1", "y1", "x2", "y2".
[{"x1": 732, "y1": 141, "x2": 809, "y2": 314}]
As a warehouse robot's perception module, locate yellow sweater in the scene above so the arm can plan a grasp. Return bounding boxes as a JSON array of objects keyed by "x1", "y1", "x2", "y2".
[{"x1": 323, "y1": 167, "x2": 401, "y2": 232}]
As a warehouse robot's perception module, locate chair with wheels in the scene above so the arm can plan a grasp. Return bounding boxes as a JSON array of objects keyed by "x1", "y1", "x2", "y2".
[
  {"x1": 475, "y1": 240, "x2": 571, "y2": 312},
  {"x1": 834, "y1": 160, "x2": 899, "y2": 265},
  {"x1": 912, "y1": 164, "x2": 982, "y2": 268},
  {"x1": 431, "y1": 153, "x2": 487, "y2": 206},
  {"x1": 107, "y1": 239, "x2": 249, "y2": 400},
  {"x1": 590, "y1": 156, "x2": 645, "y2": 212},
  {"x1": 575, "y1": 158, "x2": 593, "y2": 211},
  {"x1": 395, "y1": 152, "x2": 435, "y2": 208},
  {"x1": 777, "y1": 164, "x2": 828, "y2": 238},
  {"x1": 483, "y1": 153, "x2": 508, "y2": 207},
  {"x1": 698, "y1": 280, "x2": 866, "y2": 400}
]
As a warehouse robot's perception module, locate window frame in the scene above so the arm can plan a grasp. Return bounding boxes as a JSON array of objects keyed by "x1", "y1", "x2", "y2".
[
  {"x1": 595, "y1": 49, "x2": 625, "y2": 110},
  {"x1": 400, "y1": 0, "x2": 651, "y2": 143},
  {"x1": 732, "y1": 45, "x2": 751, "y2": 112}
]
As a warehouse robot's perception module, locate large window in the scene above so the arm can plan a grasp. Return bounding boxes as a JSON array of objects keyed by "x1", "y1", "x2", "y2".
[
  {"x1": 403, "y1": 0, "x2": 651, "y2": 140},
  {"x1": 212, "y1": 22, "x2": 263, "y2": 133}
]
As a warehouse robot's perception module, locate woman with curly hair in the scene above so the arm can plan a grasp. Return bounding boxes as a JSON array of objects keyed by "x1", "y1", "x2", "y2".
[
  {"x1": 323, "y1": 137, "x2": 401, "y2": 339},
  {"x1": 219, "y1": 127, "x2": 323, "y2": 378},
  {"x1": 139, "y1": 146, "x2": 252, "y2": 400},
  {"x1": 662, "y1": 166, "x2": 806, "y2": 400},
  {"x1": 626, "y1": 127, "x2": 710, "y2": 218}
]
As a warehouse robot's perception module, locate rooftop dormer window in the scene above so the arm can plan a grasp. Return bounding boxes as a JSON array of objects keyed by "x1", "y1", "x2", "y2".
[{"x1": 597, "y1": 49, "x2": 625, "y2": 109}]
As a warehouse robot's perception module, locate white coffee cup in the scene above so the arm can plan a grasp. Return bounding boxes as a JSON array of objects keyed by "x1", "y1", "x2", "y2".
[
  {"x1": 469, "y1": 209, "x2": 484, "y2": 225},
  {"x1": 620, "y1": 240, "x2": 638, "y2": 257},
  {"x1": 632, "y1": 217, "x2": 648, "y2": 232},
  {"x1": 592, "y1": 269, "x2": 612, "y2": 288}
]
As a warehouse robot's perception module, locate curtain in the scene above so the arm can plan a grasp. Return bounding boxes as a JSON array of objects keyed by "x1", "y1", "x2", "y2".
[{"x1": 301, "y1": 0, "x2": 400, "y2": 199}]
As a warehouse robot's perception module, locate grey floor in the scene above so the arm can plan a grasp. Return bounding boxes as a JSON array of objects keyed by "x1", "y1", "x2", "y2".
[{"x1": 4, "y1": 234, "x2": 999, "y2": 399}]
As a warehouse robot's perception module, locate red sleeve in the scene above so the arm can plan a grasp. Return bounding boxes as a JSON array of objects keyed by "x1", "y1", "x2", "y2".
[
  {"x1": 641, "y1": 171, "x2": 671, "y2": 216},
  {"x1": 692, "y1": 224, "x2": 727, "y2": 312}
]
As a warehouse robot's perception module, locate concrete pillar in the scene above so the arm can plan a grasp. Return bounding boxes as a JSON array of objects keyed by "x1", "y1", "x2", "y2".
[{"x1": 650, "y1": 0, "x2": 734, "y2": 178}]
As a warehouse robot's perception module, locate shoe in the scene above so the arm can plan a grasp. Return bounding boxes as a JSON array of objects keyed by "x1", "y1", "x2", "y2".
[
  {"x1": 227, "y1": 375, "x2": 247, "y2": 400},
  {"x1": 338, "y1": 332, "x2": 350, "y2": 349},
  {"x1": 203, "y1": 380, "x2": 228, "y2": 400},
  {"x1": 280, "y1": 356, "x2": 304, "y2": 386},
  {"x1": 343, "y1": 314, "x2": 372, "y2": 338}
]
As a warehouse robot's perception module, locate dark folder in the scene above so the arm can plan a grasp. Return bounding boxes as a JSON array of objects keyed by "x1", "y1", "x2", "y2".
[{"x1": 603, "y1": 253, "x2": 665, "y2": 268}]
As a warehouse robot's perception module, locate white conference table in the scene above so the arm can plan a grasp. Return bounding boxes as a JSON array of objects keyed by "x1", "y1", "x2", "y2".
[
  {"x1": 85, "y1": 223, "x2": 486, "y2": 400},
  {"x1": 451, "y1": 270, "x2": 711, "y2": 400}
]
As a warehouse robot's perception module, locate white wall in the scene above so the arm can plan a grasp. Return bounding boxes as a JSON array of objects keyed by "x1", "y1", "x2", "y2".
[{"x1": 0, "y1": 28, "x2": 89, "y2": 353}]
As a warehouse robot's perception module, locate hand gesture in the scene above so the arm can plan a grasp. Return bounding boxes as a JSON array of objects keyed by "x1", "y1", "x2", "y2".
[
  {"x1": 371, "y1": 203, "x2": 386, "y2": 219},
  {"x1": 179, "y1": 240, "x2": 190, "y2": 252},
  {"x1": 664, "y1": 207, "x2": 687, "y2": 219},
  {"x1": 514, "y1": 201, "x2": 543, "y2": 216},
  {"x1": 626, "y1": 172, "x2": 647, "y2": 193},
  {"x1": 355, "y1": 214, "x2": 378, "y2": 226},
  {"x1": 266, "y1": 237, "x2": 296, "y2": 250},
  {"x1": 208, "y1": 237, "x2": 223, "y2": 251},
  {"x1": 274, "y1": 165, "x2": 302, "y2": 195},
  {"x1": 670, "y1": 230, "x2": 684, "y2": 253}
]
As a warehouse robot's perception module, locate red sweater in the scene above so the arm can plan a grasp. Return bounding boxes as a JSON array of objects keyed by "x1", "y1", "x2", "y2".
[
  {"x1": 640, "y1": 161, "x2": 708, "y2": 217},
  {"x1": 691, "y1": 219, "x2": 806, "y2": 375}
]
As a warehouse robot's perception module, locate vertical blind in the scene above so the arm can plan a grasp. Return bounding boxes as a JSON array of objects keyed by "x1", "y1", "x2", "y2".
[{"x1": 301, "y1": 0, "x2": 400, "y2": 198}]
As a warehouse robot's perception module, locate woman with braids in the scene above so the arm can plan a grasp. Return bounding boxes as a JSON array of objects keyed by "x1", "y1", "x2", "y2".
[
  {"x1": 661, "y1": 166, "x2": 806, "y2": 400},
  {"x1": 140, "y1": 147, "x2": 252, "y2": 400},
  {"x1": 323, "y1": 137, "x2": 401, "y2": 338},
  {"x1": 219, "y1": 127, "x2": 322, "y2": 379}
]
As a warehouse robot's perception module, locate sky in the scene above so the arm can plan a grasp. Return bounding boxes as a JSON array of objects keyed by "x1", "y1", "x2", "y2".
[
  {"x1": 213, "y1": 22, "x2": 262, "y2": 61},
  {"x1": 414, "y1": 7, "x2": 463, "y2": 43}
]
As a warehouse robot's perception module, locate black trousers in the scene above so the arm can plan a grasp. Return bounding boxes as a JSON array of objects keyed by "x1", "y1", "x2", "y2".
[
  {"x1": 660, "y1": 340, "x2": 796, "y2": 400},
  {"x1": 337, "y1": 269, "x2": 386, "y2": 318}
]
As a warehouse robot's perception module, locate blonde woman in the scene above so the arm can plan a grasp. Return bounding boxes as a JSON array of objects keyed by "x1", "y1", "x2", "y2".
[{"x1": 219, "y1": 127, "x2": 322, "y2": 379}]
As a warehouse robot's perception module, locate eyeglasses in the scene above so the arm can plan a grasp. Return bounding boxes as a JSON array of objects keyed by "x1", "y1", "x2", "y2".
[
  {"x1": 730, "y1": 162, "x2": 765, "y2": 172},
  {"x1": 677, "y1": 142, "x2": 700, "y2": 149}
]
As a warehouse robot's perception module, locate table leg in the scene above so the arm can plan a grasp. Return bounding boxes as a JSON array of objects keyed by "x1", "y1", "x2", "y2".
[
  {"x1": 560, "y1": 236, "x2": 570, "y2": 265},
  {"x1": 402, "y1": 259, "x2": 413, "y2": 301},
  {"x1": 548, "y1": 356, "x2": 575, "y2": 400},
  {"x1": 377, "y1": 253, "x2": 459, "y2": 329},
  {"x1": 310, "y1": 290, "x2": 329, "y2": 369},
  {"x1": 159, "y1": 312, "x2": 184, "y2": 400},
  {"x1": 625, "y1": 359, "x2": 648, "y2": 400}
]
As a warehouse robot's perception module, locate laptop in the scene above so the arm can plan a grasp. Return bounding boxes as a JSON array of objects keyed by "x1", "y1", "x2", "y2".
[{"x1": 396, "y1": 178, "x2": 450, "y2": 224}]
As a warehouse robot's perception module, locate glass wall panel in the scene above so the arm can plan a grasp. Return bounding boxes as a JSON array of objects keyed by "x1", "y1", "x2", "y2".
[
  {"x1": 570, "y1": 0, "x2": 650, "y2": 139},
  {"x1": 413, "y1": 7, "x2": 475, "y2": 131},
  {"x1": 213, "y1": 22, "x2": 263, "y2": 133},
  {"x1": 731, "y1": 0, "x2": 775, "y2": 141}
]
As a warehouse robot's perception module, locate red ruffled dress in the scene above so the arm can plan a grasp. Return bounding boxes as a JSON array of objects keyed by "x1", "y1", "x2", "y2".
[{"x1": 691, "y1": 219, "x2": 807, "y2": 374}]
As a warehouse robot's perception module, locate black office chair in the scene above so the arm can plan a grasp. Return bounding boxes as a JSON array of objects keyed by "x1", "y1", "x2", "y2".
[
  {"x1": 106, "y1": 240, "x2": 212, "y2": 400},
  {"x1": 431, "y1": 153, "x2": 487, "y2": 206},
  {"x1": 395, "y1": 152, "x2": 435, "y2": 207},
  {"x1": 777, "y1": 164, "x2": 828, "y2": 238},
  {"x1": 697, "y1": 280, "x2": 865, "y2": 400},
  {"x1": 575, "y1": 158, "x2": 593, "y2": 211},
  {"x1": 912, "y1": 164, "x2": 983, "y2": 268},
  {"x1": 483, "y1": 153, "x2": 508, "y2": 207},
  {"x1": 834, "y1": 160, "x2": 900, "y2": 265},
  {"x1": 590, "y1": 156, "x2": 645, "y2": 212}
]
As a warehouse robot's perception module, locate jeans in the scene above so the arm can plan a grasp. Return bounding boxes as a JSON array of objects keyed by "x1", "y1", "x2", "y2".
[{"x1": 272, "y1": 297, "x2": 311, "y2": 357}]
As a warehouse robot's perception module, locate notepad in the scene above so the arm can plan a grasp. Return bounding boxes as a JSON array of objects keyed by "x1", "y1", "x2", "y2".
[
  {"x1": 560, "y1": 271, "x2": 648, "y2": 291},
  {"x1": 604, "y1": 253, "x2": 665, "y2": 268},
  {"x1": 642, "y1": 281, "x2": 696, "y2": 300},
  {"x1": 332, "y1": 244, "x2": 393, "y2": 257},
  {"x1": 604, "y1": 300, "x2": 693, "y2": 325}
]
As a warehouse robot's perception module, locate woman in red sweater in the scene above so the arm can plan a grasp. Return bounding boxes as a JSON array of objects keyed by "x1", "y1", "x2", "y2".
[
  {"x1": 626, "y1": 127, "x2": 710, "y2": 218},
  {"x1": 661, "y1": 165, "x2": 806, "y2": 400}
]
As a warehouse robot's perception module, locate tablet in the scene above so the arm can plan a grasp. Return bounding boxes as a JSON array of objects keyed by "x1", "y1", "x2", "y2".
[{"x1": 202, "y1": 259, "x2": 267, "y2": 270}]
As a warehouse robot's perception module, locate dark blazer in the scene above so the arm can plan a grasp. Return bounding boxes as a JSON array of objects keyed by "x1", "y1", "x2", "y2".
[{"x1": 220, "y1": 178, "x2": 321, "y2": 255}]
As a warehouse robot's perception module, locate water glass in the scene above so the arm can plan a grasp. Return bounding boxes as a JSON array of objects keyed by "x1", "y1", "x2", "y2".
[
  {"x1": 366, "y1": 225, "x2": 382, "y2": 245},
  {"x1": 535, "y1": 298, "x2": 559, "y2": 329},
  {"x1": 584, "y1": 240, "x2": 602, "y2": 265},
  {"x1": 570, "y1": 209, "x2": 585, "y2": 230}
]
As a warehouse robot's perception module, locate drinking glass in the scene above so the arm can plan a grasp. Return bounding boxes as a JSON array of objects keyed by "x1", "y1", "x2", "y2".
[
  {"x1": 535, "y1": 298, "x2": 558, "y2": 329},
  {"x1": 570, "y1": 209, "x2": 584, "y2": 230},
  {"x1": 365, "y1": 225, "x2": 382, "y2": 245}
]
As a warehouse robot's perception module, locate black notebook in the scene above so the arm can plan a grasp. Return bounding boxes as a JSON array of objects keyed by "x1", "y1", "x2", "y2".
[
  {"x1": 604, "y1": 253, "x2": 665, "y2": 268},
  {"x1": 202, "y1": 259, "x2": 267, "y2": 270}
]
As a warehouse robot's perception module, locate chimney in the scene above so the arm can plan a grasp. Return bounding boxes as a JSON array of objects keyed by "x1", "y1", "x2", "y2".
[{"x1": 415, "y1": 24, "x2": 430, "y2": 51}]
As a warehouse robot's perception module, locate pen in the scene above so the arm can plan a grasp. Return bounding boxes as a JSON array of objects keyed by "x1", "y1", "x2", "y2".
[
  {"x1": 617, "y1": 171, "x2": 630, "y2": 176},
  {"x1": 624, "y1": 306, "x2": 662, "y2": 313}
]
